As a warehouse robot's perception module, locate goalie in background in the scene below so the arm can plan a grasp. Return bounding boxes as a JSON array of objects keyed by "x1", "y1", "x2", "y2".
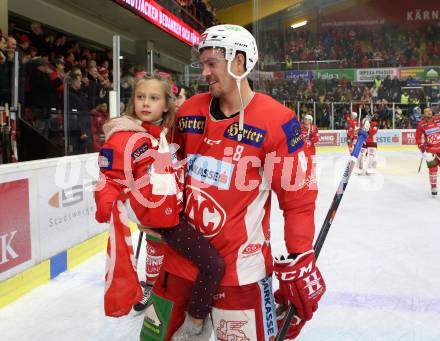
[
  {"x1": 356, "y1": 114, "x2": 379, "y2": 175},
  {"x1": 415, "y1": 107, "x2": 440, "y2": 197},
  {"x1": 347, "y1": 111, "x2": 365, "y2": 174}
]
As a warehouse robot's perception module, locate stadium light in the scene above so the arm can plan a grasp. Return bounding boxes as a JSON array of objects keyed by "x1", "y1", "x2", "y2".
[{"x1": 290, "y1": 20, "x2": 308, "y2": 29}]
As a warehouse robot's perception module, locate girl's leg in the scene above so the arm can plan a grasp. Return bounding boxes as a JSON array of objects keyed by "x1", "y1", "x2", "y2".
[
  {"x1": 134, "y1": 234, "x2": 164, "y2": 311},
  {"x1": 159, "y1": 220, "x2": 225, "y2": 319}
]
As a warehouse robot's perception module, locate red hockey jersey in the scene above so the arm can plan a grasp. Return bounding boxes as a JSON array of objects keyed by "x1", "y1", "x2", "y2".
[
  {"x1": 415, "y1": 115, "x2": 440, "y2": 153},
  {"x1": 165, "y1": 93, "x2": 318, "y2": 286},
  {"x1": 366, "y1": 121, "x2": 378, "y2": 142},
  {"x1": 95, "y1": 115, "x2": 182, "y2": 228},
  {"x1": 365, "y1": 121, "x2": 379, "y2": 147},
  {"x1": 301, "y1": 123, "x2": 319, "y2": 155},
  {"x1": 94, "y1": 115, "x2": 183, "y2": 316},
  {"x1": 347, "y1": 119, "x2": 359, "y2": 140}
]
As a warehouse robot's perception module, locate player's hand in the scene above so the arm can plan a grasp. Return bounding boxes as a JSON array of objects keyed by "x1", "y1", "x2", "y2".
[
  {"x1": 274, "y1": 250, "x2": 326, "y2": 339},
  {"x1": 138, "y1": 226, "x2": 162, "y2": 240}
]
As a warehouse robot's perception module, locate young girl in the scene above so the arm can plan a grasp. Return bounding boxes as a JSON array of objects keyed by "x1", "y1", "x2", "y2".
[{"x1": 95, "y1": 73, "x2": 223, "y2": 340}]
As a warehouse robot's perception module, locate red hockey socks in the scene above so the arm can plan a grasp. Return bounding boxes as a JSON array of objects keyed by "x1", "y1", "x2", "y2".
[
  {"x1": 145, "y1": 236, "x2": 165, "y2": 286},
  {"x1": 428, "y1": 166, "x2": 438, "y2": 195}
]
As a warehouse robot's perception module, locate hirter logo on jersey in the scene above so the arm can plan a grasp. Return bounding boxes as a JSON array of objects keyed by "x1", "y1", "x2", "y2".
[
  {"x1": 177, "y1": 115, "x2": 206, "y2": 134},
  {"x1": 184, "y1": 186, "x2": 226, "y2": 237},
  {"x1": 282, "y1": 117, "x2": 304, "y2": 153},
  {"x1": 131, "y1": 142, "x2": 149, "y2": 160},
  {"x1": 224, "y1": 122, "x2": 266, "y2": 147}
]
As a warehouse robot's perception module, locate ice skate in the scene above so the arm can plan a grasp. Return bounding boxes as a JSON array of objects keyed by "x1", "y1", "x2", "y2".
[{"x1": 133, "y1": 284, "x2": 152, "y2": 312}]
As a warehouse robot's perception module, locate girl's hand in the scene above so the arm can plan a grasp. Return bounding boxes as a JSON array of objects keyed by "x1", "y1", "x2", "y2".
[{"x1": 138, "y1": 226, "x2": 162, "y2": 240}]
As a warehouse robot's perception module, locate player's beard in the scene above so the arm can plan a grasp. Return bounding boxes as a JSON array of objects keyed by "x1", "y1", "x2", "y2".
[
  {"x1": 205, "y1": 75, "x2": 220, "y2": 96},
  {"x1": 209, "y1": 82, "x2": 221, "y2": 98}
]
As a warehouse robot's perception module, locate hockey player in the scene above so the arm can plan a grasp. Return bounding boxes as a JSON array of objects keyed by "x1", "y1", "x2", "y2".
[
  {"x1": 94, "y1": 73, "x2": 224, "y2": 339},
  {"x1": 415, "y1": 107, "x2": 440, "y2": 196},
  {"x1": 346, "y1": 111, "x2": 359, "y2": 154},
  {"x1": 347, "y1": 112, "x2": 363, "y2": 174},
  {"x1": 358, "y1": 115, "x2": 378, "y2": 175},
  {"x1": 301, "y1": 114, "x2": 319, "y2": 159},
  {"x1": 141, "y1": 24, "x2": 325, "y2": 341}
]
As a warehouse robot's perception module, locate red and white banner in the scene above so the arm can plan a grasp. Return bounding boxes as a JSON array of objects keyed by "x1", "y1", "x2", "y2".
[
  {"x1": 316, "y1": 132, "x2": 340, "y2": 146},
  {"x1": 114, "y1": 0, "x2": 200, "y2": 46},
  {"x1": 401, "y1": 131, "x2": 417, "y2": 145},
  {"x1": 0, "y1": 179, "x2": 31, "y2": 273}
]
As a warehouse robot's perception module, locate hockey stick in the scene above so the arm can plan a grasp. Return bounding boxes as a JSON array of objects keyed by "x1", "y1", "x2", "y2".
[
  {"x1": 417, "y1": 155, "x2": 423, "y2": 173},
  {"x1": 275, "y1": 117, "x2": 371, "y2": 341},
  {"x1": 135, "y1": 231, "x2": 144, "y2": 266}
]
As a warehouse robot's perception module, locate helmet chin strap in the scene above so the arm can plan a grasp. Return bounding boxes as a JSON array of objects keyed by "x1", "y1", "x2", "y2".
[{"x1": 227, "y1": 61, "x2": 250, "y2": 142}]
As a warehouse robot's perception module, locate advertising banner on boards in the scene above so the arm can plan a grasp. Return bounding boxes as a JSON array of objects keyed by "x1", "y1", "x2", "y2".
[{"x1": 0, "y1": 179, "x2": 31, "y2": 274}]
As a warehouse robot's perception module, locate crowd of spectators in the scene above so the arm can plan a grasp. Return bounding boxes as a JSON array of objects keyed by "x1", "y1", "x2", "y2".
[
  {"x1": 1, "y1": 14, "x2": 439, "y2": 160},
  {"x1": 0, "y1": 19, "x2": 196, "y2": 156},
  {"x1": 257, "y1": 75, "x2": 439, "y2": 129},
  {"x1": 259, "y1": 75, "x2": 439, "y2": 104},
  {"x1": 259, "y1": 24, "x2": 440, "y2": 70},
  {"x1": 0, "y1": 21, "x2": 117, "y2": 154}
]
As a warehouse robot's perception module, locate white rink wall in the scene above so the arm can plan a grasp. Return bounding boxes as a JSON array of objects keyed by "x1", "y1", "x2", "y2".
[{"x1": 0, "y1": 153, "x2": 106, "y2": 284}]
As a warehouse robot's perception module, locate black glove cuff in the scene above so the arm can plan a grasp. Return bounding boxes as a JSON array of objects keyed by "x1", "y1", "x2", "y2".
[{"x1": 288, "y1": 253, "x2": 300, "y2": 260}]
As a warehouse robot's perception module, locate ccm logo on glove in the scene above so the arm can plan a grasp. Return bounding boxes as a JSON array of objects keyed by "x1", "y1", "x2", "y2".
[{"x1": 275, "y1": 260, "x2": 316, "y2": 282}]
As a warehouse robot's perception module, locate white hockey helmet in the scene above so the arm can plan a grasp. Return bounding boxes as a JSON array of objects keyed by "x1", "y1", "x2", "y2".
[
  {"x1": 351, "y1": 111, "x2": 358, "y2": 119},
  {"x1": 304, "y1": 114, "x2": 313, "y2": 122},
  {"x1": 197, "y1": 24, "x2": 258, "y2": 80}
]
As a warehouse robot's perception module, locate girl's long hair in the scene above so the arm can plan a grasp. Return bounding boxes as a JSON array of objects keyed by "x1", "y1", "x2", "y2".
[{"x1": 123, "y1": 72, "x2": 176, "y2": 129}]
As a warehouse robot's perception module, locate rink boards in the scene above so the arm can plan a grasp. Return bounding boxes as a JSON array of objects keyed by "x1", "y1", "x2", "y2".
[{"x1": 0, "y1": 154, "x2": 105, "y2": 308}]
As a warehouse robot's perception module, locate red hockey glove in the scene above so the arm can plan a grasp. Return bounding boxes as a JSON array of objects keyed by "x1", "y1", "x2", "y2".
[
  {"x1": 274, "y1": 301, "x2": 305, "y2": 340},
  {"x1": 274, "y1": 250, "x2": 326, "y2": 339}
]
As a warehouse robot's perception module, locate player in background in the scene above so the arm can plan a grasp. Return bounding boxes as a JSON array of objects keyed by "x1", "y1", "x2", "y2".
[
  {"x1": 301, "y1": 114, "x2": 319, "y2": 163},
  {"x1": 358, "y1": 115, "x2": 378, "y2": 175},
  {"x1": 415, "y1": 107, "x2": 440, "y2": 197},
  {"x1": 140, "y1": 24, "x2": 325, "y2": 341},
  {"x1": 175, "y1": 85, "x2": 193, "y2": 111},
  {"x1": 94, "y1": 73, "x2": 224, "y2": 340},
  {"x1": 346, "y1": 111, "x2": 359, "y2": 154},
  {"x1": 347, "y1": 111, "x2": 363, "y2": 174}
]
